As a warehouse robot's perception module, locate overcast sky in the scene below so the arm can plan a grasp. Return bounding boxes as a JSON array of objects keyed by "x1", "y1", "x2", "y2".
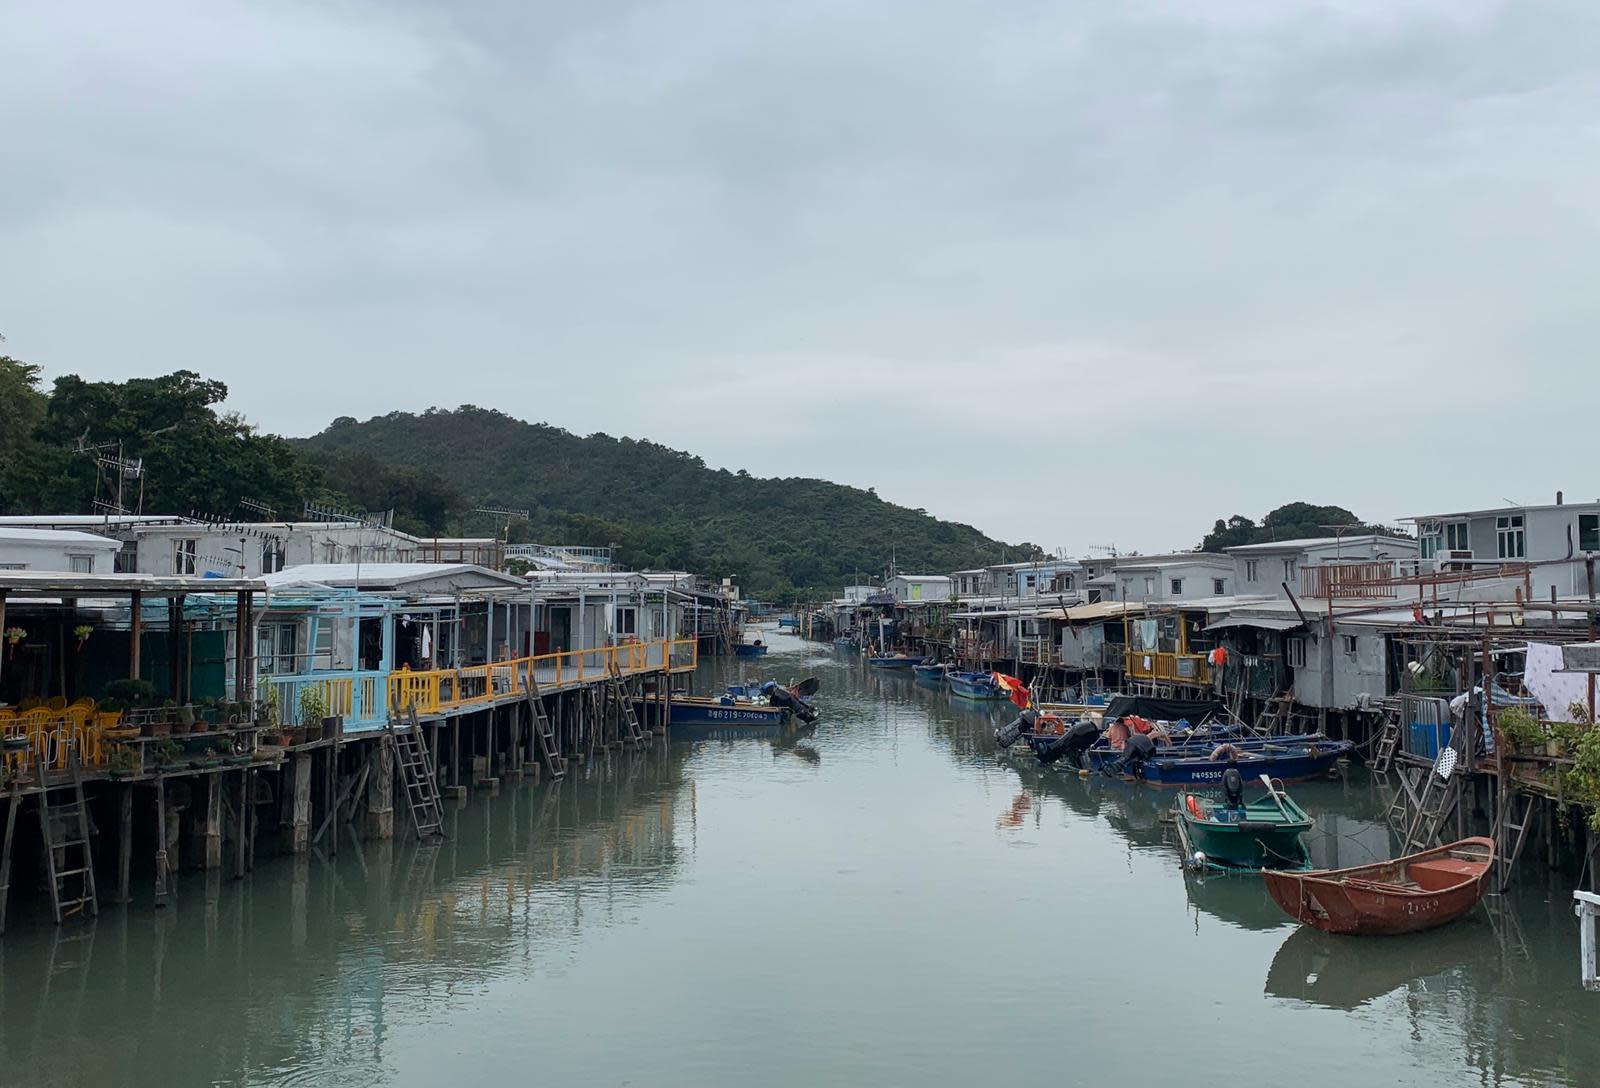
[{"x1": 3, "y1": 1, "x2": 1595, "y2": 554}]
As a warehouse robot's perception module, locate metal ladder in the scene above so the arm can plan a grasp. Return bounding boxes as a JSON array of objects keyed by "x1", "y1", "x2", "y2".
[
  {"x1": 521, "y1": 674, "x2": 566, "y2": 780},
  {"x1": 387, "y1": 706, "x2": 444, "y2": 840},
  {"x1": 36, "y1": 746, "x2": 99, "y2": 924},
  {"x1": 606, "y1": 662, "x2": 647, "y2": 745},
  {"x1": 1400, "y1": 758, "x2": 1461, "y2": 853}
]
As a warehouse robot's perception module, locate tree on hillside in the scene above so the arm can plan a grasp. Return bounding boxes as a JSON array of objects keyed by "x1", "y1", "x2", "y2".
[{"x1": 1198, "y1": 503, "x2": 1408, "y2": 552}]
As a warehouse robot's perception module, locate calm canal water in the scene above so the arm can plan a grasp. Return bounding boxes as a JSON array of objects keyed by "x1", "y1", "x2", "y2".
[{"x1": 1, "y1": 627, "x2": 1596, "y2": 1087}]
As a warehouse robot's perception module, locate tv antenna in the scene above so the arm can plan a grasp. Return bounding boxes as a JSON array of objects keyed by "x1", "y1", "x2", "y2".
[
  {"x1": 76, "y1": 437, "x2": 145, "y2": 516},
  {"x1": 238, "y1": 497, "x2": 278, "y2": 521},
  {"x1": 474, "y1": 505, "x2": 530, "y2": 539}
]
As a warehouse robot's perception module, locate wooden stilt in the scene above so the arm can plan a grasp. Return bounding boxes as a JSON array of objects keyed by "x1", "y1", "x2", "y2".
[
  {"x1": 154, "y1": 776, "x2": 170, "y2": 908},
  {"x1": 0, "y1": 790, "x2": 18, "y2": 934},
  {"x1": 117, "y1": 782, "x2": 134, "y2": 903}
]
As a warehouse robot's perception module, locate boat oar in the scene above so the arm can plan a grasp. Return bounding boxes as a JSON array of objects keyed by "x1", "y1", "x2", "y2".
[{"x1": 1258, "y1": 773, "x2": 1293, "y2": 822}]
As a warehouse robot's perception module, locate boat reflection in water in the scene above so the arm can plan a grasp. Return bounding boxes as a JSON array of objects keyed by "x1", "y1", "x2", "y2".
[{"x1": 1264, "y1": 921, "x2": 1492, "y2": 1011}]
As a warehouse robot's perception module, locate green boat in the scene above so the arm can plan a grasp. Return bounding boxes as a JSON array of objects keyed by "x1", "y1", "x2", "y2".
[{"x1": 1175, "y1": 788, "x2": 1312, "y2": 872}]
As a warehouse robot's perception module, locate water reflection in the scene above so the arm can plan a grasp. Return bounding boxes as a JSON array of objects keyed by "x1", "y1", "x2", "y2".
[{"x1": 0, "y1": 743, "x2": 692, "y2": 1088}]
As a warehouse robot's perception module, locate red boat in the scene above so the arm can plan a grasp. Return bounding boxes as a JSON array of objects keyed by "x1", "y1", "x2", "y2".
[{"x1": 1262, "y1": 837, "x2": 1495, "y2": 936}]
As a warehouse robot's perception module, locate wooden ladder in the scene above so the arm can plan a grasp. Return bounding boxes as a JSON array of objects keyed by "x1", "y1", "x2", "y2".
[
  {"x1": 36, "y1": 746, "x2": 99, "y2": 925},
  {"x1": 1370, "y1": 717, "x2": 1400, "y2": 774},
  {"x1": 1401, "y1": 767, "x2": 1460, "y2": 854},
  {"x1": 521, "y1": 674, "x2": 567, "y2": 780},
  {"x1": 1492, "y1": 788, "x2": 1538, "y2": 892},
  {"x1": 388, "y1": 706, "x2": 444, "y2": 840}
]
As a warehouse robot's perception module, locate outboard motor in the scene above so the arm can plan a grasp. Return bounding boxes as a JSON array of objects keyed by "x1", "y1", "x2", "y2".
[
  {"x1": 765, "y1": 682, "x2": 819, "y2": 723},
  {"x1": 1222, "y1": 766, "x2": 1245, "y2": 808},
  {"x1": 995, "y1": 708, "x2": 1038, "y2": 749},
  {"x1": 1030, "y1": 732, "x2": 1072, "y2": 765},
  {"x1": 1060, "y1": 719, "x2": 1102, "y2": 769}
]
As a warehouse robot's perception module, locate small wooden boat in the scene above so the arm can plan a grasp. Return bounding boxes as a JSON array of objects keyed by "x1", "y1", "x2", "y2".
[
  {"x1": 1175, "y1": 787, "x2": 1311, "y2": 871},
  {"x1": 867, "y1": 654, "x2": 924, "y2": 669},
  {"x1": 1262, "y1": 837, "x2": 1495, "y2": 935},
  {"x1": 734, "y1": 642, "x2": 769, "y2": 657},
  {"x1": 912, "y1": 661, "x2": 950, "y2": 681},
  {"x1": 947, "y1": 671, "x2": 1009, "y2": 700}
]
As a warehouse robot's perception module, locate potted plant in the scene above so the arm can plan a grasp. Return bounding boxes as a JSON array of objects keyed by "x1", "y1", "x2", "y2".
[
  {"x1": 296, "y1": 686, "x2": 327, "y2": 747},
  {"x1": 73, "y1": 623, "x2": 94, "y2": 651},
  {"x1": 4, "y1": 626, "x2": 24, "y2": 659},
  {"x1": 170, "y1": 700, "x2": 192, "y2": 735},
  {"x1": 1495, "y1": 706, "x2": 1545, "y2": 754}
]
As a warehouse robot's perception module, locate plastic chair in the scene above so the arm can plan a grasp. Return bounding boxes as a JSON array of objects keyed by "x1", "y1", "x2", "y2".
[{"x1": 46, "y1": 696, "x2": 67, "y2": 711}]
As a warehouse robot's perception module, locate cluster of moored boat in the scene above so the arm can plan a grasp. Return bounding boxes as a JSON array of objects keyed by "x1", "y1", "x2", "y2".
[{"x1": 993, "y1": 691, "x2": 1497, "y2": 936}]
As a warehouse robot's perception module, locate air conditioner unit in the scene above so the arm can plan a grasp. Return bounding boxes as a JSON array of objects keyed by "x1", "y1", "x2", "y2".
[{"x1": 1443, "y1": 550, "x2": 1473, "y2": 572}]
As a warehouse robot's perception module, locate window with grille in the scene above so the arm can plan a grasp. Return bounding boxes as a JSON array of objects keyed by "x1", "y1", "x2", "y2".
[
  {"x1": 1245, "y1": 560, "x2": 1259, "y2": 582},
  {"x1": 1213, "y1": 578, "x2": 1226, "y2": 595},
  {"x1": 1342, "y1": 634, "x2": 1358, "y2": 655},
  {"x1": 174, "y1": 539, "x2": 198, "y2": 575},
  {"x1": 1170, "y1": 578, "x2": 1184, "y2": 595},
  {"x1": 68, "y1": 554, "x2": 94, "y2": 573},
  {"x1": 1287, "y1": 637, "x2": 1307, "y2": 669}
]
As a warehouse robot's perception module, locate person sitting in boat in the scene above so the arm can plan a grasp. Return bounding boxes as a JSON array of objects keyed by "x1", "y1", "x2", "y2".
[{"x1": 1108, "y1": 730, "x2": 1157, "y2": 777}]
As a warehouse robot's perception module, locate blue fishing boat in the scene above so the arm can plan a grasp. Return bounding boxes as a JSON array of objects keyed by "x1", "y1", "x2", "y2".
[
  {"x1": 734, "y1": 640, "x2": 769, "y2": 657},
  {"x1": 868, "y1": 654, "x2": 924, "y2": 669},
  {"x1": 777, "y1": 617, "x2": 799, "y2": 629},
  {"x1": 1091, "y1": 738, "x2": 1353, "y2": 787},
  {"x1": 912, "y1": 661, "x2": 950, "y2": 682},
  {"x1": 638, "y1": 680, "x2": 818, "y2": 737},
  {"x1": 947, "y1": 671, "x2": 1009, "y2": 700}
]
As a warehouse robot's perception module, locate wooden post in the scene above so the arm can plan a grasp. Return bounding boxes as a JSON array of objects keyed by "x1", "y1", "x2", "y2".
[
  {"x1": 234, "y1": 590, "x2": 248, "y2": 700},
  {"x1": 290, "y1": 754, "x2": 312, "y2": 853},
  {"x1": 233, "y1": 769, "x2": 249, "y2": 880},
  {"x1": 117, "y1": 782, "x2": 134, "y2": 903},
  {"x1": 154, "y1": 775, "x2": 171, "y2": 907},
  {"x1": 201, "y1": 773, "x2": 223, "y2": 869},
  {"x1": 0, "y1": 789, "x2": 18, "y2": 935},
  {"x1": 364, "y1": 737, "x2": 394, "y2": 840},
  {"x1": 129, "y1": 589, "x2": 143, "y2": 681}
]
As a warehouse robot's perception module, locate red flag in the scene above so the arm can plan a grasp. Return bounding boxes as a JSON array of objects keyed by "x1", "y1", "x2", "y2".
[{"x1": 991, "y1": 672, "x2": 1031, "y2": 709}]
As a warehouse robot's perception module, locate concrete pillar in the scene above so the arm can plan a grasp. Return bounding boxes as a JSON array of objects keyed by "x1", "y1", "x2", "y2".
[
  {"x1": 364, "y1": 741, "x2": 394, "y2": 841},
  {"x1": 290, "y1": 754, "x2": 313, "y2": 853}
]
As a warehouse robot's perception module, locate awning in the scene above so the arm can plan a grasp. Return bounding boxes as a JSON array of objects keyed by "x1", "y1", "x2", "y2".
[{"x1": 1204, "y1": 615, "x2": 1303, "y2": 633}]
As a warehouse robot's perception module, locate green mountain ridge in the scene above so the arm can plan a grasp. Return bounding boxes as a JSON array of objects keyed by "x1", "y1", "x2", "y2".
[{"x1": 300, "y1": 407, "x2": 1038, "y2": 598}]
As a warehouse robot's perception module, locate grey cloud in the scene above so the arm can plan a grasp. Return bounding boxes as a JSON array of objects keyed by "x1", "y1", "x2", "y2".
[{"x1": 2, "y1": 0, "x2": 1595, "y2": 553}]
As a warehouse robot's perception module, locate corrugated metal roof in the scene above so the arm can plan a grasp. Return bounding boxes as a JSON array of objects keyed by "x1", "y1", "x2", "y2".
[
  {"x1": 0, "y1": 527, "x2": 122, "y2": 547},
  {"x1": 0, "y1": 571, "x2": 265, "y2": 596}
]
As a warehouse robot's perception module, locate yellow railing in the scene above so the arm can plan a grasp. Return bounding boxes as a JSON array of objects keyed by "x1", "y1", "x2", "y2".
[
  {"x1": 386, "y1": 638, "x2": 698, "y2": 717},
  {"x1": 1125, "y1": 650, "x2": 1210, "y2": 685}
]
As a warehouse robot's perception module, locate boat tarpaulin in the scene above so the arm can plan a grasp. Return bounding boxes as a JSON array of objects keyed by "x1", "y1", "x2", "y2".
[{"x1": 1104, "y1": 695, "x2": 1226, "y2": 724}]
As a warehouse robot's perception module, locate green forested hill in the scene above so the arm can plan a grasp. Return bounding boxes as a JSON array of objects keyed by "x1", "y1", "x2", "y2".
[{"x1": 301, "y1": 407, "x2": 1034, "y2": 597}]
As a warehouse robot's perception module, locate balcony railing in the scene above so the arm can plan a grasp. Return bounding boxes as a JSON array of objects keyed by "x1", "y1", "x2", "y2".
[
  {"x1": 1301, "y1": 562, "x2": 1399, "y2": 599},
  {"x1": 1018, "y1": 636, "x2": 1061, "y2": 667},
  {"x1": 266, "y1": 638, "x2": 699, "y2": 733},
  {"x1": 1125, "y1": 650, "x2": 1210, "y2": 685}
]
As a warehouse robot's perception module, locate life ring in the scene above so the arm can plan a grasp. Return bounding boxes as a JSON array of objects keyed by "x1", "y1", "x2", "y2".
[{"x1": 1037, "y1": 713, "x2": 1066, "y2": 736}]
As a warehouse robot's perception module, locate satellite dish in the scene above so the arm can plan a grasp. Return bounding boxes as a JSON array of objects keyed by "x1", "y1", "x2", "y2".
[{"x1": 1433, "y1": 746, "x2": 1458, "y2": 781}]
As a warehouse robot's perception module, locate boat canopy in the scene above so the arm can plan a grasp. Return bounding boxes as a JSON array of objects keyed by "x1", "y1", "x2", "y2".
[{"x1": 1103, "y1": 694, "x2": 1226, "y2": 724}]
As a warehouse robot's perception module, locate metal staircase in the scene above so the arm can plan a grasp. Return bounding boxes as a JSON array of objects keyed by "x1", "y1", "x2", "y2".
[
  {"x1": 36, "y1": 747, "x2": 99, "y2": 924},
  {"x1": 521, "y1": 674, "x2": 567, "y2": 780},
  {"x1": 388, "y1": 706, "x2": 444, "y2": 840}
]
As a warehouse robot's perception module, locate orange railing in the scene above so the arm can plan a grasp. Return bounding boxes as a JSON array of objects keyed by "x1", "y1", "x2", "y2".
[{"x1": 385, "y1": 638, "x2": 698, "y2": 717}]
